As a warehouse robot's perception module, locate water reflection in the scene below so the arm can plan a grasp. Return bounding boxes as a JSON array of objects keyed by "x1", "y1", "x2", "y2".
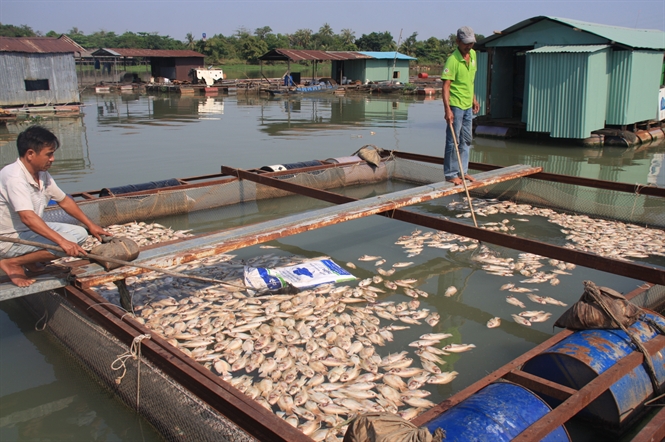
[{"x1": 0, "y1": 118, "x2": 90, "y2": 174}]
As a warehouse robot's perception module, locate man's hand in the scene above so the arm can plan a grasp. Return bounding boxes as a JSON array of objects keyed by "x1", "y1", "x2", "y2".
[
  {"x1": 57, "y1": 238, "x2": 87, "y2": 257},
  {"x1": 444, "y1": 107, "x2": 454, "y2": 125},
  {"x1": 472, "y1": 98, "x2": 480, "y2": 114},
  {"x1": 88, "y1": 224, "x2": 112, "y2": 242}
]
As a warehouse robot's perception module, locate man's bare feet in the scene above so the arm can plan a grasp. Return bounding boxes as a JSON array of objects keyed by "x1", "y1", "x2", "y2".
[
  {"x1": 464, "y1": 174, "x2": 476, "y2": 182},
  {"x1": 0, "y1": 259, "x2": 36, "y2": 287},
  {"x1": 446, "y1": 177, "x2": 463, "y2": 185}
]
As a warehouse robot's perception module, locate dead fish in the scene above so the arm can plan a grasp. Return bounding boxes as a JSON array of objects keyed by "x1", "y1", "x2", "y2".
[
  {"x1": 358, "y1": 255, "x2": 382, "y2": 262},
  {"x1": 444, "y1": 286, "x2": 458, "y2": 297},
  {"x1": 526, "y1": 293, "x2": 548, "y2": 305},
  {"x1": 529, "y1": 312, "x2": 552, "y2": 323},
  {"x1": 346, "y1": 262, "x2": 357, "y2": 269},
  {"x1": 374, "y1": 259, "x2": 386, "y2": 266},
  {"x1": 486, "y1": 317, "x2": 501, "y2": 328},
  {"x1": 442, "y1": 343, "x2": 475, "y2": 353},
  {"x1": 392, "y1": 262, "x2": 414, "y2": 268},
  {"x1": 512, "y1": 314, "x2": 532, "y2": 326},
  {"x1": 427, "y1": 371, "x2": 458, "y2": 385},
  {"x1": 377, "y1": 267, "x2": 396, "y2": 276},
  {"x1": 543, "y1": 296, "x2": 567, "y2": 307},
  {"x1": 506, "y1": 295, "x2": 526, "y2": 308}
]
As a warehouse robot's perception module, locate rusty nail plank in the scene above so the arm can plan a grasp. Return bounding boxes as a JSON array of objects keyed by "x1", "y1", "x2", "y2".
[
  {"x1": 62, "y1": 285, "x2": 313, "y2": 442},
  {"x1": 630, "y1": 405, "x2": 665, "y2": 442},
  {"x1": 513, "y1": 334, "x2": 665, "y2": 442},
  {"x1": 503, "y1": 370, "x2": 577, "y2": 402},
  {"x1": 410, "y1": 329, "x2": 574, "y2": 426},
  {"x1": 74, "y1": 164, "x2": 541, "y2": 286}
]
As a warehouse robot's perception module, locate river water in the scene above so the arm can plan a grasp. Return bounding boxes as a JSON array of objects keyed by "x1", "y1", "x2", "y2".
[{"x1": 0, "y1": 91, "x2": 664, "y2": 441}]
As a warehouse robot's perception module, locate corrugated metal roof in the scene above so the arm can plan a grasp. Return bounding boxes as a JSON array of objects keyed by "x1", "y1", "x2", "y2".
[
  {"x1": 259, "y1": 49, "x2": 373, "y2": 61},
  {"x1": 90, "y1": 48, "x2": 204, "y2": 58},
  {"x1": 479, "y1": 16, "x2": 665, "y2": 50},
  {"x1": 528, "y1": 45, "x2": 610, "y2": 53},
  {"x1": 0, "y1": 36, "x2": 81, "y2": 53},
  {"x1": 358, "y1": 51, "x2": 417, "y2": 60}
]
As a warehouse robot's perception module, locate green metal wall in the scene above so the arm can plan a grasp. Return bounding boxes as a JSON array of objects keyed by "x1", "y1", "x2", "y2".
[
  {"x1": 332, "y1": 60, "x2": 366, "y2": 84},
  {"x1": 523, "y1": 48, "x2": 609, "y2": 138},
  {"x1": 364, "y1": 59, "x2": 410, "y2": 83},
  {"x1": 606, "y1": 50, "x2": 664, "y2": 125},
  {"x1": 475, "y1": 52, "x2": 488, "y2": 116}
]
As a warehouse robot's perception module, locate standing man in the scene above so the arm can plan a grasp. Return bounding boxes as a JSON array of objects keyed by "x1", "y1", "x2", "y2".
[
  {"x1": 0, "y1": 126, "x2": 110, "y2": 287},
  {"x1": 442, "y1": 26, "x2": 480, "y2": 185}
]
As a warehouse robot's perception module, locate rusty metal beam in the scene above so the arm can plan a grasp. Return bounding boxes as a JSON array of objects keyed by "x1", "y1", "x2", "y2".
[
  {"x1": 223, "y1": 166, "x2": 665, "y2": 286},
  {"x1": 74, "y1": 164, "x2": 541, "y2": 287},
  {"x1": 390, "y1": 151, "x2": 665, "y2": 198},
  {"x1": 631, "y1": 405, "x2": 665, "y2": 442},
  {"x1": 61, "y1": 285, "x2": 312, "y2": 442},
  {"x1": 513, "y1": 334, "x2": 665, "y2": 442},
  {"x1": 410, "y1": 329, "x2": 575, "y2": 426},
  {"x1": 503, "y1": 370, "x2": 577, "y2": 402}
]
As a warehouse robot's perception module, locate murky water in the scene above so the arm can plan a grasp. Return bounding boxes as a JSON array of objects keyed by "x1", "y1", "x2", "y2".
[{"x1": 1, "y1": 91, "x2": 663, "y2": 441}]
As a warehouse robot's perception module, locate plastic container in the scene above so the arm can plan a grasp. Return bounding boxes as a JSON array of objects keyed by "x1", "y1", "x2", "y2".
[
  {"x1": 424, "y1": 382, "x2": 570, "y2": 441},
  {"x1": 522, "y1": 312, "x2": 665, "y2": 430}
]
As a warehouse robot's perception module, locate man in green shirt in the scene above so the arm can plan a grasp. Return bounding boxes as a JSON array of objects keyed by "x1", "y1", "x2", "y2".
[{"x1": 442, "y1": 26, "x2": 480, "y2": 185}]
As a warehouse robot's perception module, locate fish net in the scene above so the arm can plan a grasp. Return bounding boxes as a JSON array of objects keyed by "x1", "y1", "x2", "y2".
[{"x1": 18, "y1": 291, "x2": 256, "y2": 442}]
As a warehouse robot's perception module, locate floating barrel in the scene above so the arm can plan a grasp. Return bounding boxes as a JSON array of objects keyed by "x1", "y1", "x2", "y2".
[
  {"x1": 260, "y1": 160, "x2": 322, "y2": 173},
  {"x1": 259, "y1": 164, "x2": 288, "y2": 172},
  {"x1": 423, "y1": 382, "x2": 570, "y2": 441},
  {"x1": 99, "y1": 178, "x2": 182, "y2": 197},
  {"x1": 522, "y1": 313, "x2": 665, "y2": 430}
]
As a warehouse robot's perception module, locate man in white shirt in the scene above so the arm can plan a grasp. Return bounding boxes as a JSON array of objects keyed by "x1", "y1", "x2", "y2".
[{"x1": 0, "y1": 126, "x2": 110, "y2": 287}]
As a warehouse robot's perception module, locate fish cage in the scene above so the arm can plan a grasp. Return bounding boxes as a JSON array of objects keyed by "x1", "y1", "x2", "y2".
[{"x1": 9, "y1": 151, "x2": 665, "y2": 441}]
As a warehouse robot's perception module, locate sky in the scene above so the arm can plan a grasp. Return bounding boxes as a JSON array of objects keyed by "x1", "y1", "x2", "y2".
[{"x1": 1, "y1": 0, "x2": 664, "y2": 42}]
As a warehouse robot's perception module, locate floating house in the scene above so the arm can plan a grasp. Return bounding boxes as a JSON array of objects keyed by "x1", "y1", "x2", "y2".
[
  {"x1": 89, "y1": 48, "x2": 205, "y2": 82},
  {"x1": 0, "y1": 36, "x2": 82, "y2": 109},
  {"x1": 258, "y1": 49, "x2": 415, "y2": 85},
  {"x1": 473, "y1": 16, "x2": 665, "y2": 141}
]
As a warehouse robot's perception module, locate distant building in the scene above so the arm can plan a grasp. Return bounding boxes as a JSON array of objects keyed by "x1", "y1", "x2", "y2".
[
  {"x1": 0, "y1": 36, "x2": 82, "y2": 108},
  {"x1": 474, "y1": 16, "x2": 665, "y2": 139},
  {"x1": 258, "y1": 49, "x2": 416, "y2": 85},
  {"x1": 90, "y1": 48, "x2": 205, "y2": 82}
]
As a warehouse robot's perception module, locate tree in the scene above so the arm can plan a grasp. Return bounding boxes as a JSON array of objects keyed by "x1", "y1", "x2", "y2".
[
  {"x1": 399, "y1": 32, "x2": 418, "y2": 57},
  {"x1": 290, "y1": 28, "x2": 313, "y2": 49},
  {"x1": 254, "y1": 26, "x2": 272, "y2": 40},
  {"x1": 0, "y1": 23, "x2": 36, "y2": 37},
  {"x1": 186, "y1": 32, "x2": 195, "y2": 49},
  {"x1": 45, "y1": 30, "x2": 59, "y2": 37},
  {"x1": 355, "y1": 32, "x2": 394, "y2": 52},
  {"x1": 314, "y1": 23, "x2": 334, "y2": 49},
  {"x1": 239, "y1": 35, "x2": 268, "y2": 62}
]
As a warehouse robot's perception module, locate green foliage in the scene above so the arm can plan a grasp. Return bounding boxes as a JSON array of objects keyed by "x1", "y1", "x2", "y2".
[
  {"x1": 355, "y1": 32, "x2": 395, "y2": 52},
  {"x1": 1, "y1": 22, "x2": 486, "y2": 68},
  {"x1": 0, "y1": 23, "x2": 36, "y2": 37}
]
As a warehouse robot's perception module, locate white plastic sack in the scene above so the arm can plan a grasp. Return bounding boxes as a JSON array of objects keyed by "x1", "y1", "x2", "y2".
[{"x1": 244, "y1": 258, "x2": 356, "y2": 291}]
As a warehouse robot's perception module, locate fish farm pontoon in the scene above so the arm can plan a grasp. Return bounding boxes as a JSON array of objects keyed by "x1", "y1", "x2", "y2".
[{"x1": 1, "y1": 152, "x2": 664, "y2": 441}]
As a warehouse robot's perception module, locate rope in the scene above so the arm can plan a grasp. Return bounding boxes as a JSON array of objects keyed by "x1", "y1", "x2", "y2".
[
  {"x1": 585, "y1": 282, "x2": 661, "y2": 394},
  {"x1": 111, "y1": 334, "x2": 151, "y2": 411},
  {"x1": 630, "y1": 182, "x2": 645, "y2": 220}
]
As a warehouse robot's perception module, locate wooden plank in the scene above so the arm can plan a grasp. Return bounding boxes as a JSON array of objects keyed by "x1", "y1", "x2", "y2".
[
  {"x1": 73, "y1": 164, "x2": 542, "y2": 286},
  {"x1": 631, "y1": 405, "x2": 665, "y2": 442},
  {"x1": 410, "y1": 329, "x2": 574, "y2": 426},
  {"x1": 0, "y1": 275, "x2": 69, "y2": 301},
  {"x1": 513, "y1": 335, "x2": 665, "y2": 442},
  {"x1": 503, "y1": 370, "x2": 577, "y2": 402},
  {"x1": 62, "y1": 286, "x2": 313, "y2": 442}
]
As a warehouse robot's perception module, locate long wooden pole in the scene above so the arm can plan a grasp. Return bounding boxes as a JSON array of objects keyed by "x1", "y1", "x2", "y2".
[{"x1": 0, "y1": 235, "x2": 240, "y2": 287}]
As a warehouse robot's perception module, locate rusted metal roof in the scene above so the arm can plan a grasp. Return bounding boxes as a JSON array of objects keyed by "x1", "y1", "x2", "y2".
[
  {"x1": 259, "y1": 49, "x2": 373, "y2": 62},
  {"x1": 91, "y1": 48, "x2": 204, "y2": 58},
  {"x1": 0, "y1": 36, "x2": 82, "y2": 53}
]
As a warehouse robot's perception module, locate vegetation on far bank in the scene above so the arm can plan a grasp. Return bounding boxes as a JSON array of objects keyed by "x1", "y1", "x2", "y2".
[{"x1": 1, "y1": 22, "x2": 483, "y2": 67}]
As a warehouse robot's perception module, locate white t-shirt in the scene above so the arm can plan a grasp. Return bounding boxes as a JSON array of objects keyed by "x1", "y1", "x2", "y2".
[{"x1": 0, "y1": 158, "x2": 66, "y2": 254}]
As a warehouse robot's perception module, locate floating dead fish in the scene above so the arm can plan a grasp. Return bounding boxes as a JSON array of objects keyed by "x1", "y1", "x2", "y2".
[
  {"x1": 506, "y1": 295, "x2": 526, "y2": 308},
  {"x1": 486, "y1": 317, "x2": 501, "y2": 328},
  {"x1": 444, "y1": 286, "x2": 458, "y2": 297},
  {"x1": 512, "y1": 314, "x2": 532, "y2": 326}
]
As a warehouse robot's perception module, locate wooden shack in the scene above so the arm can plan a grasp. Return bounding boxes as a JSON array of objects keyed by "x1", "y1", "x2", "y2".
[
  {"x1": 474, "y1": 16, "x2": 665, "y2": 140},
  {"x1": 0, "y1": 36, "x2": 81, "y2": 108},
  {"x1": 90, "y1": 48, "x2": 205, "y2": 82}
]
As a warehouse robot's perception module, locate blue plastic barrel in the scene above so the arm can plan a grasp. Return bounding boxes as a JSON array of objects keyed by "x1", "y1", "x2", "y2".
[
  {"x1": 99, "y1": 178, "x2": 181, "y2": 197},
  {"x1": 423, "y1": 382, "x2": 570, "y2": 441},
  {"x1": 522, "y1": 313, "x2": 665, "y2": 430}
]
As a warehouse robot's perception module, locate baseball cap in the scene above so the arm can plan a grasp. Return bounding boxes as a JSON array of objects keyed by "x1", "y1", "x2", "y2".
[{"x1": 457, "y1": 26, "x2": 476, "y2": 44}]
